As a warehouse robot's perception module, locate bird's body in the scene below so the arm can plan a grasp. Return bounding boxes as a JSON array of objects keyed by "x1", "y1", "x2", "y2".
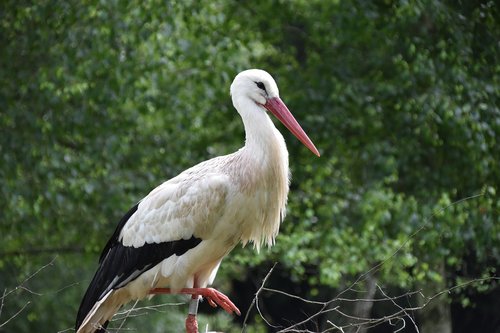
[{"x1": 76, "y1": 69, "x2": 318, "y2": 333}]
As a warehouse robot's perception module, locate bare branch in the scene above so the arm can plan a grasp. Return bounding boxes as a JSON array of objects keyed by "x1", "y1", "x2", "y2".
[
  {"x1": 0, "y1": 257, "x2": 57, "y2": 329},
  {"x1": 1, "y1": 257, "x2": 57, "y2": 301},
  {"x1": 376, "y1": 285, "x2": 418, "y2": 333},
  {"x1": 242, "y1": 262, "x2": 278, "y2": 332},
  {"x1": 0, "y1": 301, "x2": 31, "y2": 328},
  {"x1": 246, "y1": 193, "x2": 495, "y2": 333}
]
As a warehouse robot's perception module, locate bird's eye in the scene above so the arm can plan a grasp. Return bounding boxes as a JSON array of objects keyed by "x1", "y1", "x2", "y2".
[{"x1": 255, "y1": 82, "x2": 266, "y2": 91}]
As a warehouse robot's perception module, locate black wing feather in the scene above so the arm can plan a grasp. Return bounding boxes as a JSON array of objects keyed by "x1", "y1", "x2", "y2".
[
  {"x1": 75, "y1": 203, "x2": 202, "y2": 332},
  {"x1": 99, "y1": 202, "x2": 140, "y2": 263}
]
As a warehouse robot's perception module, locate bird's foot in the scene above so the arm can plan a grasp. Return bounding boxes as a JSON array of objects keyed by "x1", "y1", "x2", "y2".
[
  {"x1": 195, "y1": 287, "x2": 241, "y2": 316},
  {"x1": 150, "y1": 287, "x2": 241, "y2": 316}
]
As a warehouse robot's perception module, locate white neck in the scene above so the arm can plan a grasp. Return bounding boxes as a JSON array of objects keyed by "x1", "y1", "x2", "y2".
[
  {"x1": 234, "y1": 96, "x2": 287, "y2": 161},
  {"x1": 231, "y1": 94, "x2": 290, "y2": 249}
]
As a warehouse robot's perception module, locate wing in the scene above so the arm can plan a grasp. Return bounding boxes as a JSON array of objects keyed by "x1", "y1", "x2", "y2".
[
  {"x1": 75, "y1": 168, "x2": 230, "y2": 331},
  {"x1": 119, "y1": 171, "x2": 230, "y2": 247}
]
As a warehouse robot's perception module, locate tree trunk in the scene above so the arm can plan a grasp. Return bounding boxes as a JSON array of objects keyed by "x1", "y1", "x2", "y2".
[
  {"x1": 350, "y1": 271, "x2": 378, "y2": 333},
  {"x1": 320, "y1": 271, "x2": 378, "y2": 332},
  {"x1": 419, "y1": 261, "x2": 452, "y2": 333}
]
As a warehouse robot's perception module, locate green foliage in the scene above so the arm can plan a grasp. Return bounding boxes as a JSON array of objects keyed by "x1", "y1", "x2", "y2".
[{"x1": 1, "y1": 0, "x2": 498, "y2": 331}]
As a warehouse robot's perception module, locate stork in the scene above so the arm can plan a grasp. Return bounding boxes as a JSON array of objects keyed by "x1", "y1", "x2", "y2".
[{"x1": 75, "y1": 69, "x2": 320, "y2": 333}]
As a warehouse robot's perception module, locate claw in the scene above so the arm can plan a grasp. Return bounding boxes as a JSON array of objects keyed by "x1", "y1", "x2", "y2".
[
  {"x1": 206, "y1": 297, "x2": 218, "y2": 308},
  {"x1": 201, "y1": 288, "x2": 241, "y2": 316}
]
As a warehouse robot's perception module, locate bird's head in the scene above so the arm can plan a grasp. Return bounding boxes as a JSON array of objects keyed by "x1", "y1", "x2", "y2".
[
  {"x1": 230, "y1": 69, "x2": 320, "y2": 157},
  {"x1": 230, "y1": 69, "x2": 279, "y2": 105}
]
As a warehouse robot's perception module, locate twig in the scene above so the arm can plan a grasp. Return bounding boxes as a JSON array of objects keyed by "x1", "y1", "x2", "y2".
[
  {"x1": 1, "y1": 257, "x2": 57, "y2": 300},
  {"x1": 117, "y1": 299, "x2": 140, "y2": 332},
  {"x1": 254, "y1": 192, "x2": 493, "y2": 333},
  {"x1": 241, "y1": 262, "x2": 277, "y2": 333},
  {"x1": 376, "y1": 285, "x2": 417, "y2": 333},
  {"x1": 0, "y1": 257, "x2": 57, "y2": 328},
  {"x1": 0, "y1": 301, "x2": 31, "y2": 328},
  {"x1": 114, "y1": 301, "x2": 186, "y2": 318}
]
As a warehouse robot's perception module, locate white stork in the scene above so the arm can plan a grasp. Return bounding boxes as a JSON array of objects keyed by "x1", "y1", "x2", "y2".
[{"x1": 75, "y1": 69, "x2": 320, "y2": 333}]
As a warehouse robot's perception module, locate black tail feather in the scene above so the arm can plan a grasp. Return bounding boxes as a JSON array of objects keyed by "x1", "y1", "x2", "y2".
[{"x1": 75, "y1": 202, "x2": 202, "y2": 332}]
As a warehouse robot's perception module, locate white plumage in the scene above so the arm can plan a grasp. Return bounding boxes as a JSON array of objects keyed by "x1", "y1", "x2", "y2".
[{"x1": 75, "y1": 69, "x2": 319, "y2": 333}]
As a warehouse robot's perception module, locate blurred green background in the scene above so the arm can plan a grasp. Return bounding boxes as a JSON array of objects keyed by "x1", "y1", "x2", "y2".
[{"x1": 1, "y1": 1, "x2": 498, "y2": 332}]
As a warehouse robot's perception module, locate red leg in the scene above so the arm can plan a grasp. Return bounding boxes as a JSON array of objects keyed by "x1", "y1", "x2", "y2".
[
  {"x1": 185, "y1": 314, "x2": 198, "y2": 333},
  {"x1": 150, "y1": 287, "x2": 241, "y2": 316}
]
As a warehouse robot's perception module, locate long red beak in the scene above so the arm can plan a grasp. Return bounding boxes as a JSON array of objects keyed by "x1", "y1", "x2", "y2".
[{"x1": 264, "y1": 97, "x2": 320, "y2": 157}]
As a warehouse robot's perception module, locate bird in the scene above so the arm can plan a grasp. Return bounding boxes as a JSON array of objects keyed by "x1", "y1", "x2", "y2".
[{"x1": 75, "y1": 69, "x2": 320, "y2": 333}]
